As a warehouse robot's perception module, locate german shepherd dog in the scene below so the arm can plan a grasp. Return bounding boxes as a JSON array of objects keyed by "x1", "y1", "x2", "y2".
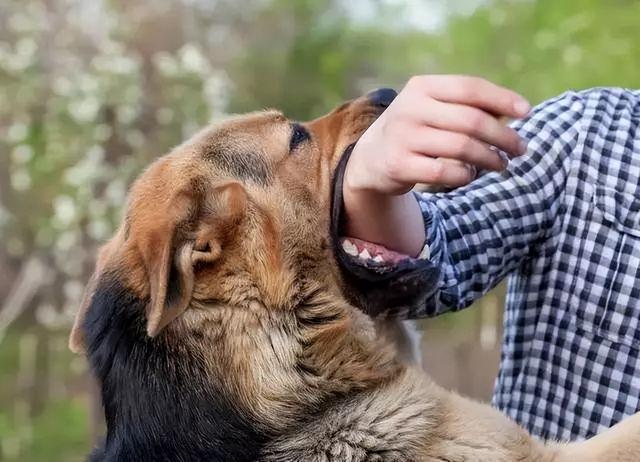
[{"x1": 70, "y1": 89, "x2": 640, "y2": 461}]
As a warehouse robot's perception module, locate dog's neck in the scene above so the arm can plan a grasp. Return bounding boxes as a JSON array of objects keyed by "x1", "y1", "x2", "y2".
[
  {"x1": 84, "y1": 273, "x2": 403, "y2": 459},
  {"x1": 188, "y1": 280, "x2": 405, "y2": 433},
  {"x1": 84, "y1": 275, "x2": 269, "y2": 461}
]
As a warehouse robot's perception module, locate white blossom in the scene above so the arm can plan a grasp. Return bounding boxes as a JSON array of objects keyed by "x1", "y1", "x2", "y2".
[
  {"x1": 180, "y1": 44, "x2": 210, "y2": 75},
  {"x1": 11, "y1": 168, "x2": 31, "y2": 191},
  {"x1": 68, "y1": 96, "x2": 100, "y2": 123},
  {"x1": 11, "y1": 144, "x2": 33, "y2": 164},
  {"x1": 53, "y1": 195, "x2": 77, "y2": 227},
  {"x1": 7, "y1": 122, "x2": 28, "y2": 142}
]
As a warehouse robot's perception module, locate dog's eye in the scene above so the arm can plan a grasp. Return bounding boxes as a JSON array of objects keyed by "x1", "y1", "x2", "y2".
[{"x1": 289, "y1": 123, "x2": 310, "y2": 152}]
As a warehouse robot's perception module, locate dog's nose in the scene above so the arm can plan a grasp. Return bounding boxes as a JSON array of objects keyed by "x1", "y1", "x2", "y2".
[{"x1": 367, "y1": 88, "x2": 397, "y2": 108}]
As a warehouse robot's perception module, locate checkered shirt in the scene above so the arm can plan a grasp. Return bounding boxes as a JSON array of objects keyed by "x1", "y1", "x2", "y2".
[{"x1": 341, "y1": 88, "x2": 640, "y2": 441}]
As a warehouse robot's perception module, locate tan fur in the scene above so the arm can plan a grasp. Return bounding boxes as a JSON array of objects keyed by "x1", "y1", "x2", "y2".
[{"x1": 71, "y1": 95, "x2": 640, "y2": 461}]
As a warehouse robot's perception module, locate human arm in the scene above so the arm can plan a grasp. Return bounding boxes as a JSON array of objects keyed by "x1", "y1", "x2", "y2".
[
  {"x1": 337, "y1": 84, "x2": 583, "y2": 317},
  {"x1": 343, "y1": 75, "x2": 531, "y2": 257}
]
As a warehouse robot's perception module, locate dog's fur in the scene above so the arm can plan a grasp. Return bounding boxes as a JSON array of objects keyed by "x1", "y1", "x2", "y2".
[{"x1": 70, "y1": 94, "x2": 640, "y2": 461}]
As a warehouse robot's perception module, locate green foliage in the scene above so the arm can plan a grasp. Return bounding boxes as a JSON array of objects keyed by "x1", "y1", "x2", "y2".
[
  {"x1": 1, "y1": 0, "x2": 638, "y2": 459},
  {"x1": 226, "y1": 0, "x2": 452, "y2": 119},
  {"x1": 433, "y1": 0, "x2": 640, "y2": 103},
  {"x1": 1, "y1": 398, "x2": 88, "y2": 462},
  {"x1": 0, "y1": 330, "x2": 89, "y2": 462}
]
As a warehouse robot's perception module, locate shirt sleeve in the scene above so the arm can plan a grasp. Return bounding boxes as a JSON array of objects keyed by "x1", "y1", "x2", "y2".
[{"x1": 333, "y1": 91, "x2": 585, "y2": 319}]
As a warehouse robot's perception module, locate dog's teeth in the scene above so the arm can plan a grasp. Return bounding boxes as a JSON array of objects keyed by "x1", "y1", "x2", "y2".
[
  {"x1": 373, "y1": 255, "x2": 384, "y2": 263},
  {"x1": 342, "y1": 239, "x2": 359, "y2": 256},
  {"x1": 418, "y1": 244, "x2": 431, "y2": 260},
  {"x1": 359, "y1": 249, "x2": 372, "y2": 260}
]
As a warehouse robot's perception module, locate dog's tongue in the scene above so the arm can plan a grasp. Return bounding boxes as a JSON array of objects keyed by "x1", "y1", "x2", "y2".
[{"x1": 340, "y1": 237, "x2": 422, "y2": 265}]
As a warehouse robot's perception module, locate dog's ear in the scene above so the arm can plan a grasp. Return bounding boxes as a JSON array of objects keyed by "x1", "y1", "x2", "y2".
[
  {"x1": 69, "y1": 237, "x2": 119, "y2": 354},
  {"x1": 144, "y1": 181, "x2": 247, "y2": 337},
  {"x1": 68, "y1": 181, "x2": 247, "y2": 352}
]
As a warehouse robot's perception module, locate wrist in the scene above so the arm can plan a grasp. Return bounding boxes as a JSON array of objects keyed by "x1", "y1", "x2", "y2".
[{"x1": 342, "y1": 187, "x2": 425, "y2": 258}]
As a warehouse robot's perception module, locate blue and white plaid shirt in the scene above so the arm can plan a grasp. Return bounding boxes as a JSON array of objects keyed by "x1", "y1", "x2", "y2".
[{"x1": 340, "y1": 88, "x2": 640, "y2": 441}]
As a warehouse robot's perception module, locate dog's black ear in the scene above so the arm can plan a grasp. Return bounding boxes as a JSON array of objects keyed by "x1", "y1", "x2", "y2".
[
  {"x1": 69, "y1": 233, "x2": 120, "y2": 354},
  {"x1": 145, "y1": 182, "x2": 247, "y2": 337},
  {"x1": 69, "y1": 270, "x2": 99, "y2": 354}
]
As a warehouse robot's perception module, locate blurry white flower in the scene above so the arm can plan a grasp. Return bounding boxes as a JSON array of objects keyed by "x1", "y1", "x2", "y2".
[
  {"x1": 105, "y1": 178, "x2": 127, "y2": 205},
  {"x1": 126, "y1": 130, "x2": 145, "y2": 149},
  {"x1": 11, "y1": 168, "x2": 31, "y2": 191},
  {"x1": 53, "y1": 195, "x2": 77, "y2": 227},
  {"x1": 115, "y1": 55, "x2": 139, "y2": 75},
  {"x1": 7, "y1": 122, "x2": 28, "y2": 142},
  {"x1": 53, "y1": 76, "x2": 73, "y2": 96},
  {"x1": 69, "y1": 97, "x2": 100, "y2": 123},
  {"x1": 11, "y1": 144, "x2": 33, "y2": 164},
  {"x1": 92, "y1": 54, "x2": 139, "y2": 75},
  {"x1": 8, "y1": 12, "x2": 33, "y2": 33},
  {"x1": 64, "y1": 279, "x2": 85, "y2": 304},
  {"x1": 3, "y1": 38, "x2": 35, "y2": 72},
  {"x1": 35, "y1": 303, "x2": 58, "y2": 327},
  {"x1": 117, "y1": 105, "x2": 137, "y2": 124},
  {"x1": 0, "y1": 205, "x2": 10, "y2": 228},
  {"x1": 180, "y1": 44, "x2": 210, "y2": 74},
  {"x1": 205, "y1": 73, "x2": 231, "y2": 116},
  {"x1": 16, "y1": 37, "x2": 37, "y2": 59},
  {"x1": 101, "y1": 39, "x2": 125, "y2": 57},
  {"x1": 54, "y1": 229, "x2": 78, "y2": 252},
  {"x1": 65, "y1": 145, "x2": 104, "y2": 187},
  {"x1": 153, "y1": 51, "x2": 179, "y2": 76},
  {"x1": 87, "y1": 218, "x2": 112, "y2": 240},
  {"x1": 87, "y1": 144, "x2": 105, "y2": 163},
  {"x1": 78, "y1": 74, "x2": 99, "y2": 95}
]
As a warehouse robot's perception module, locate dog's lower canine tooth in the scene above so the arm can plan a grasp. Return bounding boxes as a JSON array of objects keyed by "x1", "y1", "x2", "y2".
[
  {"x1": 359, "y1": 249, "x2": 372, "y2": 260},
  {"x1": 342, "y1": 239, "x2": 359, "y2": 256},
  {"x1": 418, "y1": 244, "x2": 430, "y2": 260},
  {"x1": 373, "y1": 255, "x2": 384, "y2": 263}
]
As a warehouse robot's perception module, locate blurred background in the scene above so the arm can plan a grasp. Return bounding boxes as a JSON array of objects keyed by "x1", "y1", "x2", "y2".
[{"x1": 0, "y1": 0, "x2": 638, "y2": 459}]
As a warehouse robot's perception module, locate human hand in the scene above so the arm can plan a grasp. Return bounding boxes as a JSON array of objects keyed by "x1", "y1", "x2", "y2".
[
  {"x1": 346, "y1": 75, "x2": 530, "y2": 195},
  {"x1": 342, "y1": 76, "x2": 531, "y2": 256}
]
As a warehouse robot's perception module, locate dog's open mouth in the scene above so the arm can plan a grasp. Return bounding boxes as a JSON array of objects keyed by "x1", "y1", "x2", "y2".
[
  {"x1": 339, "y1": 237, "x2": 429, "y2": 265},
  {"x1": 331, "y1": 143, "x2": 430, "y2": 271}
]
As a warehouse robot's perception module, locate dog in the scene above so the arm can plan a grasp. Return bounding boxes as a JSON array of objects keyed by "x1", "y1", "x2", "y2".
[{"x1": 70, "y1": 88, "x2": 640, "y2": 461}]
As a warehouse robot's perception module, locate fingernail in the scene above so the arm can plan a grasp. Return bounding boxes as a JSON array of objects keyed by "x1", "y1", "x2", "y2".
[
  {"x1": 519, "y1": 139, "x2": 528, "y2": 154},
  {"x1": 467, "y1": 164, "x2": 477, "y2": 179},
  {"x1": 514, "y1": 99, "x2": 531, "y2": 116},
  {"x1": 496, "y1": 150, "x2": 509, "y2": 169}
]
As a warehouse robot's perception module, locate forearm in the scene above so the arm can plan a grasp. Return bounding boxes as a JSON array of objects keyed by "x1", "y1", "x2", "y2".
[{"x1": 342, "y1": 188, "x2": 425, "y2": 258}]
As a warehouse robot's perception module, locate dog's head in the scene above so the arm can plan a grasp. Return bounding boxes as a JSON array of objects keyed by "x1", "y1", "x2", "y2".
[{"x1": 70, "y1": 88, "x2": 397, "y2": 352}]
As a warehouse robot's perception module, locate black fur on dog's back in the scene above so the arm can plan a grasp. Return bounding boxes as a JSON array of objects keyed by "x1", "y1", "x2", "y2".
[{"x1": 83, "y1": 273, "x2": 267, "y2": 461}]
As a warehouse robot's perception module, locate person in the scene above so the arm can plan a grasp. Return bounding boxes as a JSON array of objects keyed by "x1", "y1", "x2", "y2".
[{"x1": 336, "y1": 75, "x2": 640, "y2": 441}]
